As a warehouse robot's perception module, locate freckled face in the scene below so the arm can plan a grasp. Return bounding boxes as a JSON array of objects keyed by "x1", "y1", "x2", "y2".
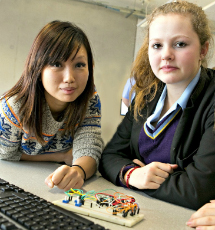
[
  {"x1": 41, "y1": 45, "x2": 89, "y2": 112},
  {"x1": 148, "y1": 14, "x2": 204, "y2": 89}
]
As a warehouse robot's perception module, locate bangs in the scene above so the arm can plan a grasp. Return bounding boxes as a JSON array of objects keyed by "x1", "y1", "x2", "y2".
[{"x1": 42, "y1": 26, "x2": 83, "y2": 65}]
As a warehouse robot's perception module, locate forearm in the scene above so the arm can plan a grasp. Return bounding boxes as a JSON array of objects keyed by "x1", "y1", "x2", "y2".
[
  {"x1": 20, "y1": 152, "x2": 65, "y2": 162},
  {"x1": 72, "y1": 156, "x2": 97, "y2": 180},
  {"x1": 72, "y1": 91, "x2": 103, "y2": 168},
  {"x1": 72, "y1": 125, "x2": 103, "y2": 168}
]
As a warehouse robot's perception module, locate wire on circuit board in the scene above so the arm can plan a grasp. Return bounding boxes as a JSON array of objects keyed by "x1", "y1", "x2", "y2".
[{"x1": 63, "y1": 188, "x2": 140, "y2": 218}]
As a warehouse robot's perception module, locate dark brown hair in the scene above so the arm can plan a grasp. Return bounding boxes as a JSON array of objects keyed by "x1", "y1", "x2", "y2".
[
  {"x1": 131, "y1": 0, "x2": 213, "y2": 119},
  {"x1": 2, "y1": 20, "x2": 94, "y2": 144}
]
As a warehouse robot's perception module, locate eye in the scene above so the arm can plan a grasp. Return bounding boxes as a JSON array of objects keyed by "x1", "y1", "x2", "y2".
[
  {"x1": 75, "y1": 62, "x2": 86, "y2": 68},
  {"x1": 50, "y1": 61, "x2": 62, "y2": 68},
  {"x1": 152, "y1": 43, "x2": 162, "y2": 49},
  {"x1": 175, "y1": 42, "x2": 186, "y2": 48}
]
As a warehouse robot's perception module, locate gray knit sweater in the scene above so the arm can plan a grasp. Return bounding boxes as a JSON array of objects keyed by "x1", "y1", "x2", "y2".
[{"x1": 0, "y1": 91, "x2": 103, "y2": 166}]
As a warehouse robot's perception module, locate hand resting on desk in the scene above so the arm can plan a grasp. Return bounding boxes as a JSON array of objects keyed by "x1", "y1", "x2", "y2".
[
  {"x1": 45, "y1": 156, "x2": 97, "y2": 191},
  {"x1": 127, "y1": 159, "x2": 178, "y2": 190},
  {"x1": 186, "y1": 200, "x2": 215, "y2": 229},
  {"x1": 45, "y1": 165, "x2": 84, "y2": 191}
]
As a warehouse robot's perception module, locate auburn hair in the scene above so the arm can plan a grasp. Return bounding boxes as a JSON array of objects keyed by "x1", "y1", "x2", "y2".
[{"x1": 130, "y1": 0, "x2": 213, "y2": 120}]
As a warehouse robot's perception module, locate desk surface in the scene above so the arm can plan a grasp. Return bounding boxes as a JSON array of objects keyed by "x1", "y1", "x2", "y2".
[{"x1": 0, "y1": 160, "x2": 194, "y2": 230}]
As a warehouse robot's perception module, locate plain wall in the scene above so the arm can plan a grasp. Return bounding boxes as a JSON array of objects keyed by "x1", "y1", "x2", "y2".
[
  {"x1": 0, "y1": 0, "x2": 137, "y2": 144},
  {"x1": 209, "y1": 36, "x2": 215, "y2": 68}
]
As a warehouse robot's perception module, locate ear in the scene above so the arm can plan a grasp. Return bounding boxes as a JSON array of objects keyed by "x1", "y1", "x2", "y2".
[{"x1": 200, "y1": 41, "x2": 209, "y2": 59}]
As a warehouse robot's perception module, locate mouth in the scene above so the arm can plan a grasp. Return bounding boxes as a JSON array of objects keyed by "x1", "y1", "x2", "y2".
[
  {"x1": 60, "y1": 87, "x2": 76, "y2": 94},
  {"x1": 161, "y1": 65, "x2": 178, "y2": 72}
]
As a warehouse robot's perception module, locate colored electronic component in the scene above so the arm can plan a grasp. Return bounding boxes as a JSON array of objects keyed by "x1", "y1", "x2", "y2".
[{"x1": 53, "y1": 189, "x2": 144, "y2": 227}]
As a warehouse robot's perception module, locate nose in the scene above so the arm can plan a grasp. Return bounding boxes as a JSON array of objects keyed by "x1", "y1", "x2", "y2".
[
  {"x1": 161, "y1": 46, "x2": 174, "y2": 61},
  {"x1": 63, "y1": 66, "x2": 75, "y2": 84}
]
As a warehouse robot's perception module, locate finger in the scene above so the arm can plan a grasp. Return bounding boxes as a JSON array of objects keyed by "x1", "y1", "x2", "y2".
[
  {"x1": 190, "y1": 208, "x2": 215, "y2": 219},
  {"x1": 62, "y1": 179, "x2": 77, "y2": 191},
  {"x1": 195, "y1": 226, "x2": 215, "y2": 230},
  {"x1": 169, "y1": 164, "x2": 178, "y2": 170},
  {"x1": 64, "y1": 179, "x2": 84, "y2": 191},
  {"x1": 191, "y1": 207, "x2": 215, "y2": 220},
  {"x1": 154, "y1": 162, "x2": 174, "y2": 174},
  {"x1": 143, "y1": 181, "x2": 161, "y2": 189},
  {"x1": 51, "y1": 165, "x2": 70, "y2": 185},
  {"x1": 53, "y1": 167, "x2": 84, "y2": 191},
  {"x1": 197, "y1": 226, "x2": 215, "y2": 230},
  {"x1": 45, "y1": 173, "x2": 54, "y2": 188},
  {"x1": 54, "y1": 171, "x2": 75, "y2": 190},
  {"x1": 133, "y1": 159, "x2": 145, "y2": 167},
  {"x1": 147, "y1": 164, "x2": 170, "y2": 179},
  {"x1": 187, "y1": 216, "x2": 215, "y2": 228},
  {"x1": 153, "y1": 174, "x2": 166, "y2": 184}
]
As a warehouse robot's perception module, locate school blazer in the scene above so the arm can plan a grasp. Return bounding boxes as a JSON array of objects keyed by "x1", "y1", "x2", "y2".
[{"x1": 99, "y1": 67, "x2": 215, "y2": 210}]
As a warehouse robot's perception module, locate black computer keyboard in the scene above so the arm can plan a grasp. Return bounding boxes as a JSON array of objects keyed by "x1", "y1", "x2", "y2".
[{"x1": 0, "y1": 178, "x2": 109, "y2": 230}]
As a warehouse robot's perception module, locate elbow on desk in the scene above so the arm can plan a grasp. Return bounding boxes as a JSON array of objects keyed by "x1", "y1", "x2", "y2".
[{"x1": 0, "y1": 152, "x2": 21, "y2": 161}]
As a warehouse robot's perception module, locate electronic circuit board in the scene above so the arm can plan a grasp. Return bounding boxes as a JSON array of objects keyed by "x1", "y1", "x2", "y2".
[
  {"x1": 52, "y1": 189, "x2": 144, "y2": 227},
  {"x1": 53, "y1": 199, "x2": 144, "y2": 227}
]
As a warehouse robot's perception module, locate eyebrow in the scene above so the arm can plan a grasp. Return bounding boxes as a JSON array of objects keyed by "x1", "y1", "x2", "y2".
[
  {"x1": 149, "y1": 35, "x2": 190, "y2": 42},
  {"x1": 71, "y1": 55, "x2": 88, "y2": 62}
]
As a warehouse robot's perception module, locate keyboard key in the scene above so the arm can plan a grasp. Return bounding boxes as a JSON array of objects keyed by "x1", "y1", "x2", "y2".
[
  {"x1": 0, "y1": 217, "x2": 7, "y2": 224},
  {"x1": 1, "y1": 221, "x2": 18, "y2": 230},
  {"x1": 24, "y1": 220, "x2": 38, "y2": 228},
  {"x1": 5, "y1": 210, "x2": 18, "y2": 217},
  {"x1": 45, "y1": 226, "x2": 58, "y2": 230},
  {"x1": 31, "y1": 225, "x2": 45, "y2": 230},
  {"x1": 1, "y1": 207, "x2": 12, "y2": 214},
  {"x1": 0, "y1": 203, "x2": 8, "y2": 211},
  {"x1": 0, "y1": 179, "x2": 8, "y2": 185},
  {"x1": 17, "y1": 216, "x2": 30, "y2": 224},
  {"x1": 11, "y1": 213, "x2": 24, "y2": 221}
]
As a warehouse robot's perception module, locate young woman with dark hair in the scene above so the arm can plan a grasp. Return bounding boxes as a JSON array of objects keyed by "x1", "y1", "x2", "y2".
[{"x1": 0, "y1": 20, "x2": 103, "y2": 191}]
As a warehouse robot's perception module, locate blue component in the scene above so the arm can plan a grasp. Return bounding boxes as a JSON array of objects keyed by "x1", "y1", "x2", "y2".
[
  {"x1": 62, "y1": 199, "x2": 70, "y2": 203},
  {"x1": 74, "y1": 200, "x2": 82, "y2": 207}
]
